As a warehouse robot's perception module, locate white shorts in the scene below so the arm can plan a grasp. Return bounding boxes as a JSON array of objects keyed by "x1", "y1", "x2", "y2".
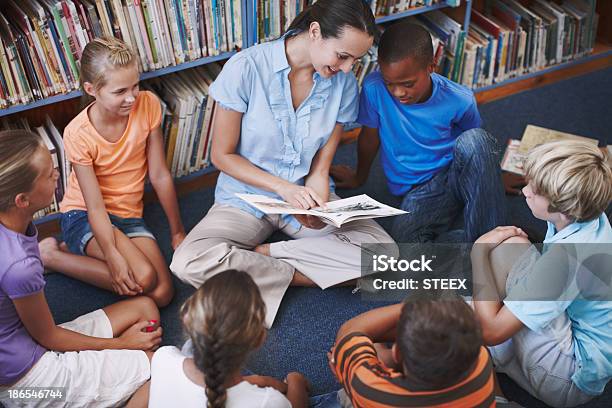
[{"x1": 0, "y1": 309, "x2": 150, "y2": 408}]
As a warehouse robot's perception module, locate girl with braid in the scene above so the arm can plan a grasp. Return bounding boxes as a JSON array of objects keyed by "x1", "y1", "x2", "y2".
[{"x1": 148, "y1": 270, "x2": 309, "y2": 407}]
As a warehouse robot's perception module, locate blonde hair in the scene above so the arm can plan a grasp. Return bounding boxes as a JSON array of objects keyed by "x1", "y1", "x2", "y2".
[
  {"x1": 180, "y1": 270, "x2": 266, "y2": 408},
  {"x1": 80, "y1": 36, "x2": 137, "y2": 91},
  {"x1": 524, "y1": 140, "x2": 612, "y2": 222},
  {"x1": 0, "y1": 130, "x2": 45, "y2": 212}
]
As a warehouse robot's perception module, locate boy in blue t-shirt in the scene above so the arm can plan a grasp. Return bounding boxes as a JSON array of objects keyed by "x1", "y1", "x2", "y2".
[
  {"x1": 332, "y1": 22, "x2": 505, "y2": 242},
  {"x1": 472, "y1": 141, "x2": 612, "y2": 407}
]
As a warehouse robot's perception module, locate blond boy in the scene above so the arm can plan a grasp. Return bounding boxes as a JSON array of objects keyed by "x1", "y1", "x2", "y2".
[{"x1": 471, "y1": 141, "x2": 612, "y2": 407}]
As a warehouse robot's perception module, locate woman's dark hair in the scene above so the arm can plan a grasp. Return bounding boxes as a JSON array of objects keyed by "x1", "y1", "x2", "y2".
[
  {"x1": 397, "y1": 298, "x2": 483, "y2": 389},
  {"x1": 288, "y1": 0, "x2": 377, "y2": 39},
  {"x1": 181, "y1": 270, "x2": 266, "y2": 408}
]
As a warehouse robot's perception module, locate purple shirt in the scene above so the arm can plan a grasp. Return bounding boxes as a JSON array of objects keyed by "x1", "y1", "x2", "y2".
[{"x1": 0, "y1": 222, "x2": 46, "y2": 385}]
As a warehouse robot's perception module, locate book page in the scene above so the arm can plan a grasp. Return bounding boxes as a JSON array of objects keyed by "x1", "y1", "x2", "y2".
[
  {"x1": 518, "y1": 125, "x2": 599, "y2": 154},
  {"x1": 235, "y1": 193, "x2": 406, "y2": 227},
  {"x1": 309, "y1": 194, "x2": 407, "y2": 226}
]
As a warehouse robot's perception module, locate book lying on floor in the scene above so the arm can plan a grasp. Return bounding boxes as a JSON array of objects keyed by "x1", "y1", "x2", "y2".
[
  {"x1": 501, "y1": 125, "x2": 600, "y2": 175},
  {"x1": 518, "y1": 124, "x2": 599, "y2": 154},
  {"x1": 236, "y1": 193, "x2": 407, "y2": 228}
]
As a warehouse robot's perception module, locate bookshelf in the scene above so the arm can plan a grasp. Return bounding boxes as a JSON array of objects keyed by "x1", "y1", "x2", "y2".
[
  {"x1": 0, "y1": 51, "x2": 237, "y2": 118},
  {"x1": 1, "y1": 1, "x2": 609, "y2": 237},
  {"x1": 374, "y1": 1, "x2": 470, "y2": 25}
]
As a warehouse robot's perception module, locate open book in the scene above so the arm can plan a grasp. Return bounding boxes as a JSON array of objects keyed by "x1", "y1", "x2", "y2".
[{"x1": 236, "y1": 193, "x2": 407, "y2": 228}]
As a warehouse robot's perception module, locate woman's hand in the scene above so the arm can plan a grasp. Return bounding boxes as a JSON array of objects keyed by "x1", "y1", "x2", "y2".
[
  {"x1": 171, "y1": 231, "x2": 186, "y2": 250},
  {"x1": 117, "y1": 321, "x2": 162, "y2": 351},
  {"x1": 107, "y1": 249, "x2": 142, "y2": 295},
  {"x1": 275, "y1": 182, "x2": 325, "y2": 209}
]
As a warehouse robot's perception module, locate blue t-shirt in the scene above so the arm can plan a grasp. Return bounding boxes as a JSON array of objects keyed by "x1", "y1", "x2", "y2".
[
  {"x1": 505, "y1": 214, "x2": 612, "y2": 395},
  {"x1": 209, "y1": 35, "x2": 359, "y2": 229},
  {"x1": 357, "y1": 71, "x2": 482, "y2": 196}
]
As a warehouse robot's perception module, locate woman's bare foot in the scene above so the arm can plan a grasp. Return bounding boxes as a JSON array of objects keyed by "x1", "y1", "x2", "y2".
[
  {"x1": 254, "y1": 244, "x2": 317, "y2": 287},
  {"x1": 254, "y1": 243, "x2": 271, "y2": 256},
  {"x1": 290, "y1": 271, "x2": 317, "y2": 287}
]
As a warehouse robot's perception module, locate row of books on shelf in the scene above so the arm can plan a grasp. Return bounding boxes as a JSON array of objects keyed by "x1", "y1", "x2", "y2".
[
  {"x1": 252, "y1": 1, "x2": 464, "y2": 44},
  {"x1": 352, "y1": 0, "x2": 598, "y2": 90},
  {"x1": 369, "y1": 0, "x2": 461, "y2": 17},
  {"x1": 146, "y1": 64, "x2": 221, "y2": 179},
  {"x1": 464, "y1": 0, "x2": 598, "y2": 89},
  {"x1": 2, "y1": 62, "x2": 222, "y2": 220},
  {"x1": 0, "y1": 0, "x2": 242, "y2": 109},
  {"x1": 253, "y1": 0, "x2": 313, "y2": 44}
]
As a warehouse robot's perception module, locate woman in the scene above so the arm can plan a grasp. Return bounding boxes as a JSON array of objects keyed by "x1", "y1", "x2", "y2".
[{"x1": 171, "y1": 0, "x2": 395, "y2": 327}]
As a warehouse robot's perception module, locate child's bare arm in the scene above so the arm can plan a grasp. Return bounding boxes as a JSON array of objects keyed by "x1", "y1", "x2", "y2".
[
  {"x1": 471, "y1": 227, "x2": 527, "y2": 345},
  {"x1": 73, "y1": 164, "x2": 141, "y2": 294},
  {"x1": 335, "y1": 303, "x2": 403, "y2": 345},
  {"x1": 73, "y1": 164, "x2": 115, "y2": 252},
  {"x1": 146, "y1": 126, "x2": 185, "y2": 249},
  {"x1": 284, "y1": 372, "x2": 309, "y2": 408},
  {"x1": 13, "y1": 292, "x2": 161, "y2": 352},
  {"x1": 330, "y1": 126, "x2": 380, "y2": 189}
]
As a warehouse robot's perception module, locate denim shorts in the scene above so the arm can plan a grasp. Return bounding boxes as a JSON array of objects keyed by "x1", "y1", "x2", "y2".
[{"x1": 60, "y1": 210, "x2": 156, "y2": 256}]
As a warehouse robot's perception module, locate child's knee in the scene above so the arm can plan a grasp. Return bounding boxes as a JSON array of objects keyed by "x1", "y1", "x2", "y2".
[
  {"x1": 502, "y1": 235, "x2": 531, "y2": 245},
  {"x1": 148, "y1": 282, "x2": 174, "y2": 308},
  {"x1": 134, "y1": 262, "x2": 158, "y2": 292},
  {"x1": 455, "y1": 128, "x2": 496, "y2": 156},
  {"x1": 131, "y1": 296, "x2": 159, "y2": 320}
]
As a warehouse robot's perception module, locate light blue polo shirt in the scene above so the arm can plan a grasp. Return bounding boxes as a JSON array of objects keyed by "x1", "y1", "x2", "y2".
[
  {"x1": 357, "y1": 71, "x2": 481, "y2": 196},
  {"x1": 505, "y1": 213, "x2": 612, "y2": 395},
  {"x1": 209, "y1": 35, "x2": 359, "y2": 228}
]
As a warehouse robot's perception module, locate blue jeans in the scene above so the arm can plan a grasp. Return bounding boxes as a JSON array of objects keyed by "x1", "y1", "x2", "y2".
[
  {"x1": 309, "y1": 390, "x2": 342, "y2": 408},
  {"x1": 392, "y1": 128, "x2": 506, "y2": 243},
  {"x1": 61, "y1": 210, "x2": 155, "y2": 255}
]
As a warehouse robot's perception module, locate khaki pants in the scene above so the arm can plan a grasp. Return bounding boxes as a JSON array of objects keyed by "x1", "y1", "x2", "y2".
[{"x1": 170, "y1": 202, "x2": 395, "y2": 327}]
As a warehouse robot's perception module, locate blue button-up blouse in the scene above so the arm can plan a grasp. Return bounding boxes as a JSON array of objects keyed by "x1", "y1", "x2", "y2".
[{"x1": 208, "y1": 34, "x2": 359, "y2": 227}]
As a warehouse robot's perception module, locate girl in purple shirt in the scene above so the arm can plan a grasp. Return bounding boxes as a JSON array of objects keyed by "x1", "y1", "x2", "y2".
[{"x1": 0, "y1": 130, "x2": 160, "y2": 407}]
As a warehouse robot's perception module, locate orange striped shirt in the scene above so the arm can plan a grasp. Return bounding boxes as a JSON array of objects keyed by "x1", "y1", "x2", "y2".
[{"x1": 332, "y1": 332, "x2": 496, "y2": 408}]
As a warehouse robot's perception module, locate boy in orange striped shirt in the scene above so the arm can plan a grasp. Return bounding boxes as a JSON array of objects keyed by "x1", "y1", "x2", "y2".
[{"x1": 328, "y1": 299, "x2": 498, "y2": 407}]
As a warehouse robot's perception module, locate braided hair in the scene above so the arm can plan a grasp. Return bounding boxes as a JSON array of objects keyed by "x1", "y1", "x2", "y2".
[{"x1": 181, "y1": 270, "x2": 267, "y2": 408}]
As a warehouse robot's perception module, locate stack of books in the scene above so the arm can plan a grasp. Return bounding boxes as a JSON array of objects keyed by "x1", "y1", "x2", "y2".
[
  {"x1": 0, "y1": 0, "x2": 243, "y2": 110},
  {"x1": 145, "y1": 63, "x2": 222, "y2": 179}
]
